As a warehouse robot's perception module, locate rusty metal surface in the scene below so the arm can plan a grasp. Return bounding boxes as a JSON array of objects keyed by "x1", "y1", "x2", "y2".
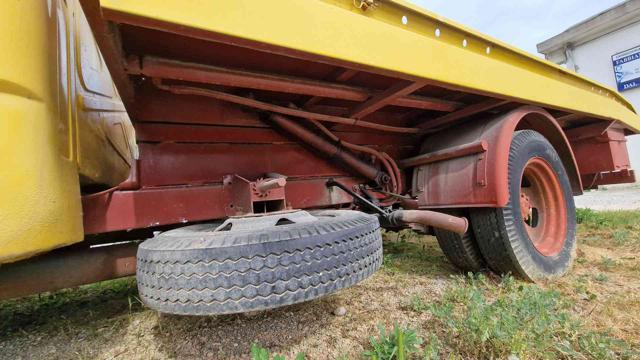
[
  {"x1": 98, "y1": 0, "x2": 640, "y2": 133},
  {"x1": 418, "y1": 99, "x2": 510, "y2": 132},
  {"x1": 153, "y1": 81, "x2": 420, "y2": 134},
  {"x1": 256, "y1": 177, "x2": 287, "y2": 193},
  {"x1": 348, "y1": 81, "x2": 427, "y2": 119},
  {"x1": 304, "y1": 68, "x2": 359, "y2": 108},
  {"x1": 0, "y1": 242, "x2": 137, "y2": 301},
  {"x1": 74, "y1": 2, "x2": 634, "y2": 239},
  {"x1": 137, "y1": 142, "x2": 347, "y2": 187},
  {"x1": 569, "y1": 126, "x2": 631, "y2": 177},
  {"x1": 133, "y1": 84, "x2": 267, "y2": 127},
  {"x1": 134, "y1": 121, "x2": 414, "y2": 147},
  {"x1": 269, "y1": 114, "x2": 383, "y2": 183},
  {"x1": 117, "y1": 160, "x2": 140, "y2": 190},
  {"x1": 412, "y1": 106, "x2": 582, "y2": 208},
  {"x1": 223, "y1": 175, "x2": 287, "y2": 216},
  {"x1": 399, "y1": 140, "x2": 488, "y2": 168},
  {"x1": 520, "y1": 158, "x2": 568, "y2": 257},
  {"x1": 82, "y1": 177, "x2": 359, "y2": 234},
  {"x1": 130, "y1": 56, "x2": 461, "y2": 113},
  {"x1": 387, "y1": 210, "x2": 468, "y2": 234},
  {"x1": 582, "y1": 170, "x2": 636, "y2": 189}
]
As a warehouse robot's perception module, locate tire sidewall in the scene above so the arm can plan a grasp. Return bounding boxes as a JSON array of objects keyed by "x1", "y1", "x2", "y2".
[{"x1": 505, "y1": 131, "x2": 576, "y2": 279}]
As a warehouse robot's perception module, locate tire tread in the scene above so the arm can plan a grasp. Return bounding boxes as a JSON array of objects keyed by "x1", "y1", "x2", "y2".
[{"x1": 136, "y1": 210, "x2": 382, "y2": 315}]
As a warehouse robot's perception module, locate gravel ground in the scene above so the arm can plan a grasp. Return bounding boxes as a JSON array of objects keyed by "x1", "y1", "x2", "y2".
[{"x1": 574, "y1": 185, "x2": 640, "y2": 210}]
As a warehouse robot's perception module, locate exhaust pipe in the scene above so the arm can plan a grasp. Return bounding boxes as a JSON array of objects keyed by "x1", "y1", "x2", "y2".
[
  {"x1": 326, "y1": 179, "x2": 467, "y2": 235},
  {"x1": 385, "y1": 210, "x2": 468, "y2": 234}
]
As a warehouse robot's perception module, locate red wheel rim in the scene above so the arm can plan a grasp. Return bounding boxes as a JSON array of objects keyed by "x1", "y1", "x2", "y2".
[{"x1": 519, "y1": 157, "x2": 567, "y2": 256}]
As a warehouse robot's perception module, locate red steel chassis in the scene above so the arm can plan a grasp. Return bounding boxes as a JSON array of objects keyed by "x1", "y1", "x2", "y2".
[{"x1": 78, "y1": 6, "x2": 634, "y2": 236}]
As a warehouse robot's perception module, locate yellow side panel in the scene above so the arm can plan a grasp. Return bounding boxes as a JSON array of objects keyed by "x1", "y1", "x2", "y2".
[
  {"x1": 101, "y1": 0, "x2": 640, "y2": 133},
  {"x1": 0, "y1": 1, "x2": 83, "y2": 264}
]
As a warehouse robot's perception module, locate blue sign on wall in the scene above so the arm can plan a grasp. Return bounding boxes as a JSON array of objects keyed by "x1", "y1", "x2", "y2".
[{"x1": 612, "y1": 45, "x2": 640, "y2": 92}]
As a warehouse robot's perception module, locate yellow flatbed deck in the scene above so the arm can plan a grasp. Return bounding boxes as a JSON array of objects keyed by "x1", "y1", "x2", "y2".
[{"x1": 98, "y1": 0, "x2": 640, "y2": 133}]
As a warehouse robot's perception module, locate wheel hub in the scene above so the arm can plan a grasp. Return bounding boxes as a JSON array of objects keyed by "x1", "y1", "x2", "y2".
[
  {"x1": 519, "y1": 157, "x2": 567, "y2": 256},
  {"x1": 519, "y1": 192, "x2": 533, "y2": 221}
]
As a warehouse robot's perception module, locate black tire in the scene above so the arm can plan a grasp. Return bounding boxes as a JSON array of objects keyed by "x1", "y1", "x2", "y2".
[
  {"x1": 136, "y1": 210, "x2": 382, "y2": 315},
  {"x1": 434, "y1": 222, "x2": 486, "y2": 273},
  {"x1": 470, "y1": 130, "x2": 576, "y2": 281}
]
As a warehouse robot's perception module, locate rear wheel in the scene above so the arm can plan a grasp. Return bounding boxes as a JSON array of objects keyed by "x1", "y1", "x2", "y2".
[
  {"x1": 470, "y1": 130, "x2": 576, "y2": 281},
  {"x1": 434, "y1": 211, "x2": 485, "y2": 272}
]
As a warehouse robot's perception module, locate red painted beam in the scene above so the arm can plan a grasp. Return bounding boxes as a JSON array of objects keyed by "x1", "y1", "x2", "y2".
[
  {"x1": 348, "y1": 81, "x2": 426, "y2": 119},
  {"x1": 0, "y1": 242, "x2": 138, "y2": 301},
  {"x1": 136, "y1": 142, "x2": 348, "y2": 187},
  {"x1": 128, "y1": 56, "x2": 461, "y2": 112},
  {"x1": 130, "y1": 56, "x2": 369, "y2": 101},
  {"x1": 398, "y1": 140, "x2": 488, "y2": 168},
  {"x1": 418, "y1": 99, "x2": 509, "y2": 132},
  {"x1": 135, "y1": 123, "x2": 289, "y2": 144},
  {"x1": 557, "y1": 113, "x2": 586, "y2": 123},
  {"x1": 154, "y1": 82, "x2": 420, "y2": 133},
  {"x1": 134, "y1": 122, "x2": 416, "y2": 146},
  {"x1": 304, "y1": 68, "x2": 359, "y2": 108},
  {"x1": 582, "y1": 170, "x2": 636, "y2": 189},
  {"x1": 82, "y1": 177, "x2": 359, "y2": 234}
]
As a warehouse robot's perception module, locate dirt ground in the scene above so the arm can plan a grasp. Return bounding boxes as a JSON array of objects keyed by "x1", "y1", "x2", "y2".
[{"x1": 0, "y1": 210, "x2": 639, "y2": 359}]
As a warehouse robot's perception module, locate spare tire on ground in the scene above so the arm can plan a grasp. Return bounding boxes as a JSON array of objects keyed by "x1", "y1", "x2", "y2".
[{"x1": 136, "y1": 210, "x2": 382, "y2": 315}]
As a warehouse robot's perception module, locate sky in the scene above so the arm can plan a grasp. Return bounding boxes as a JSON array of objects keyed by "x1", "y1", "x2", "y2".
[{"x1": 408, "y1": 0, "x2": 625, "y2": 56}]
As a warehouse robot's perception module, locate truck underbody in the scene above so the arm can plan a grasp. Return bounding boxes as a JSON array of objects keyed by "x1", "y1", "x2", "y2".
[{"x1": 1, "y1": 0, "x2": 639, "y2": 313}]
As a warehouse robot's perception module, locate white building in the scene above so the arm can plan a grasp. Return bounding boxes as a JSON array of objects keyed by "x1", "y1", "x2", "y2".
[{"x1": 537, "y1": 0, "x2": 640, "y2": 179}]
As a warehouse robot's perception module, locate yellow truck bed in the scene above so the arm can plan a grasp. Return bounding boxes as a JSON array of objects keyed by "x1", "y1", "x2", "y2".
[{"x1": 99, "y1": 0, "x2": 640, "y2": 132}]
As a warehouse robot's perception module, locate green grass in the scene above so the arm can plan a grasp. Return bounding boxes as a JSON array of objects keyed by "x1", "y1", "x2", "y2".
[
  {"x1": 599, "y1": 256, "x2": 617, "y2": 270},
  {"x1": 593, "y1": 273, "x2": 610, "y2": 283},
  {"x1": 250, "y1": 344, "x2": 305, "y2": 360},
  {"x1": 576, "y1": 209, "x2": 640, "y2": 231},
  {"x1": 381, "y1": 230, "x2": 449, "y2": 276},
  {"x1": 1, "y1": 210, "x2": 638, "y2": 358},
  {"x1": 362, "y1": 323, "x2": 424, "y2": 360},
  {"x1": 576, "y1": 209, "x2": 640, "y2": 248},
  {"x1": 412, "y1": 274, "x2": 636, "y2": 359}
]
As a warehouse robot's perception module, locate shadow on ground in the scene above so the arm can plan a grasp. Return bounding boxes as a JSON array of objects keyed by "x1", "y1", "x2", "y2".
[
  {"x1": 0, "y1": 233, "x2": 456, "y2": 359},
  {"x1": 0, "y1": 278, "x2": 142, "y2": 339},
  {"x1": 151, "y1": 298, "x2": 339, "y2": 358}
]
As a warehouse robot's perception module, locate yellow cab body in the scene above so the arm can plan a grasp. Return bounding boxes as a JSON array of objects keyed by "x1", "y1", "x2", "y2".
[{"x1": 0, "y1": 0, "x2": 136, "y2": 264}]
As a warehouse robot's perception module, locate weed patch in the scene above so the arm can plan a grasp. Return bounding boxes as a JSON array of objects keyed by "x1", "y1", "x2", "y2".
[
  {"x1": 362, "y1": 323, "x2": 423, "y2": 360},
  {"x1": 577, "y1": 208, "x2": 612, "y2": 227},
  {"x1": 250, "y1": 343, "x2": 305, "y2": 360},
  {"x1": 593, "y1": 273, "x2": 609, "y2": 283},
  {"x1": 419, "y1": 274, "x2": 635, "y2": 359},
  {"x1": 599, "y1": 256, "x2": 616, "y2": 270},
  {"x1": 381, "y1": 231, "x2": 449, "y2": 276},
  {"x1": 576, "y1": 209, "x2": 640, "y2": 249},
  {"x1": 2, "y1": 211, "x2": 639, "y2": 359}
]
